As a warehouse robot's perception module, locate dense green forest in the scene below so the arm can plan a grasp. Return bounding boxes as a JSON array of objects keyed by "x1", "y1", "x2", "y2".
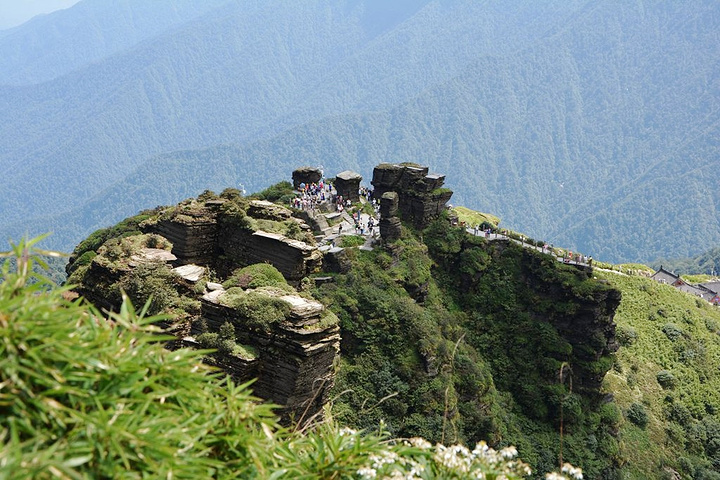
[
  {"x1": 1, "y1": 0, "x2": 719, "y2": 263},
  {"x1": 652, "y1": 247, "x2": 720, "y2": 276},
  {"x1": 0, "y1": 0, "x2": 229, "y2": 85},
  {"x1": 311, "y1": 217, "x2": 720, "y2": 478}
]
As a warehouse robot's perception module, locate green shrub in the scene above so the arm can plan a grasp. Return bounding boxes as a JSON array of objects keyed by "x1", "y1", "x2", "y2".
[
  {"x1": 656, "y1": 370, "x2": 677, "y2": 389},
  {"x1": 68, "y1": 211, "x2": 156, "y2": 268},
  {"x1": 598, "y1": 402, "x2": 622, "y2": 426},
  {"x1": 197, "y1": 331, "x2": 220, "y2": 348},
  {"x1": 339, "y1": 235, "x2": 366, "y2": 248},
  {"x1": 118, "y1": 261, "x2": 179, "y2": 315},
  {"x1": 250, "y1": 181, "x2": 294, "y2": 202},
  {"x1": 219, "y1": 289, "x2": 290, "y2": 331},
  {"x1": 73, "y1": 250, "x2": 97, "y2": 268},
  {"x1": 626, "y1": 402, "x2": 649, "y2": 428},
  {"x1": 222, "y1": 263, "x2": 288, "y2": 289},
  {"x1": 662, "y1": 323, "x2": 684, "y2": 341},
  {"x1": 668, "y1": 402, "x2": 694, "y2": 426},
  {"x1": 616, "y1": 324, "x2": 638, "y2": 346}
]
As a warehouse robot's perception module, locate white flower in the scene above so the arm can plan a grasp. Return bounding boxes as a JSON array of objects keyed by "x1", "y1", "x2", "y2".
[
  {"x1": 499, "y1": 446, "x2": 518, "y2": 460},
  {"x1": 357, "y1": 467, "x2": 377, "y2": 479},
  {"x1": 561, "y1": 463, "x2": 583, "y2": 479},
  {"x1": 407, "y1": 437, "x2": 432, "y2": 450},
  {"x1": 545, "y1": 473, "x2": 567, "y2": 480}
]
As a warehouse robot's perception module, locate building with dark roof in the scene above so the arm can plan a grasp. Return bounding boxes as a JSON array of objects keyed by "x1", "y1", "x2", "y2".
[{"x1": 651, "y1": 267, "x2": 720, "y2": 305}]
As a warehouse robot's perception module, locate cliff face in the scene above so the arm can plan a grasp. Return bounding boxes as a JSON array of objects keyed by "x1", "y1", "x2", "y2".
[
  {"x1": 143, "y1": 198, "x2": 321, "y2": 282},
  {"x1": 515, "y1": 245, "x2": 621, "y2": 395},
  {"x1": 426, "y1": 224, "x2": 621, "y2": 415},
  {"x1": 371, "y1": 163, "x2": 453, "y2": 229},
  {"x1": 200, "y1": 287, "x2": 339, "y2": 422},
  {"x1": 67, "y1": 191, "x2": 338, "y2": 423}
]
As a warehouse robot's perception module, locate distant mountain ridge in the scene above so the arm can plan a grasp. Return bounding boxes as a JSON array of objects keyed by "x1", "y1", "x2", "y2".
[
  {"x1": 0, "y1": 0, "x2": 232, "y2": 85},
  {"x1": 1, "y1": 0, "x2": 718, "y2": 262}
]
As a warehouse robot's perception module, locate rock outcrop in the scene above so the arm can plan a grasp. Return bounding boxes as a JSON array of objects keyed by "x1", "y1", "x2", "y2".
[
  {"x1": 200, "y1": 287, "x2": 340, "y2": 422},
  {"x1": 292, "y1": 166, "x2": 323, "y2": 190},
  {"x1": 335, "y1": 170, "x2": 362, "y2": 203},
  {"x1": 146, "y1": 202, "x2": 221, "y2": 266},
  {"x1": 371, "y1": 163, "x2": 452, "y2": 229},
  {"x1": 144, "y1": 199, "x2": 321, "y2": 282},
  {"x1": 379, "y1": 192, "x2": 402, "y2": 241},
  {"x1": 70, "y1": 191, "x2": 338, "y2": 424},
  {"x1": 216, "y1": 227, "x2": 323, "y2": 281}
]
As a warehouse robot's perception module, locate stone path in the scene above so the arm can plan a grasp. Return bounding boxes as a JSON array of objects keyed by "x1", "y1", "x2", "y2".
[
  {"x1": 296, "y1": 190, "x2": 595, "y2": 268},
  {"x1": 465, "y1": 227, "x2": 593, "y2": 268},
  {"x1": 300, "y1": 196, "x2": 380, "y2": 250}
]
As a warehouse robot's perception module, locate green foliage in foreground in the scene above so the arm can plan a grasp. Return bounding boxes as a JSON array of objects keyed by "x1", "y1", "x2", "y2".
[{"x1": 0, "y1": 238, "x2": 584, "y2": 479}]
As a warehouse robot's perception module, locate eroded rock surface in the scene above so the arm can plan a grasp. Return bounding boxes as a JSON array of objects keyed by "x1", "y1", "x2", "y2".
[{"x1": 372, "y1": 163, "x2": 452, "y2": 229}]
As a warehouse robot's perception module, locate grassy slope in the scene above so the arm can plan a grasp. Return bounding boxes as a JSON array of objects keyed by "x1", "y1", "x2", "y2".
[{"x1": 599, "y1": 271, "x2": 720, "y2": 478}]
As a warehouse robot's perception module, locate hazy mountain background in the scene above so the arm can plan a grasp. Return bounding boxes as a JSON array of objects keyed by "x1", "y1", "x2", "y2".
[
  {"x1": 0, "y1": 0, "x2": 80, "y2": 30},
  {"x1": 1, "y1": 0, "x2": 718, "y2": 263}
]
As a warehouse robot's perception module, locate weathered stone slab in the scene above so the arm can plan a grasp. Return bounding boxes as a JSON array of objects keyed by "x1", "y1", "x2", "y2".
[
  {"x1": 173, "y1": 264, "x2": 205, "y2": 282},
  {"x1": 202, "y1": 289, "x2": 225, "y2": 303},
  {"x1": 248, "y1": 200, "x2": 293, "y2": 220},
  {"x1": 129, "y1": 248, "x2": 177, "y2": 265},
  {"x1": 279, "y1": 294, "x2": 325, "y2": 320}
]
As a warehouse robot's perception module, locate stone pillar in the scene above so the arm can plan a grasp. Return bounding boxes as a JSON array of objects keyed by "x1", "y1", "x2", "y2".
[
  {"x1": 370, "y1": 163, "x2": 453, "y2": 229},
  {"x1": 380, "y1": 191, "x2": 399, "y2": 218},
  {"x1": 379, "y1": 192, "x2": 402, "y2": 241},
  {"x1": 334, "y1": 171, "x2": 362, "y2": 203},
  {"x1": 292, "y1": 167, "x2": 322, "y2": 190},
  {"x1": 335, "y1": 170, "x2": 362, "y2": 203}
]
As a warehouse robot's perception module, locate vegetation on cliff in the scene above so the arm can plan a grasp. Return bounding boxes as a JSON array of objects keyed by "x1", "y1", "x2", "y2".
[
  {"x1": 47, "y1": 187, "x2": 720, "y2": 478},
  {"x1": 598, "y1": 272, "x2": 720, "y2": 479},
  {"x1": 0, "y1": 238, "x2": 582, "y2": 479},
  {"x1": 313, "y1": 216, "x2": 622, "y2": 478}
]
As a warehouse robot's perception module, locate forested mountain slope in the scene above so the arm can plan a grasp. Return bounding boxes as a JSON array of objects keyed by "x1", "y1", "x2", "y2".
[
  {"x1": 1, "y1": 0, "x2": 718, "y2": 263},
  {"x1": 652, "y1": 246, "x2": 720, "y2": 276}
]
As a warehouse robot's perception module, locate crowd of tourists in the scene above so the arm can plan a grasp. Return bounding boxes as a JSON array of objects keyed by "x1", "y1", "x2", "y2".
[{"x1": 291, "y1": 179, "x2": 380, "y2": 241}]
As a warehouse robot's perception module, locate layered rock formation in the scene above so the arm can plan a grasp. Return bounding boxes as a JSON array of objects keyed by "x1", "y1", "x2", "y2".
[
  {"x1": 335, "y1": 170, "x2": 362, "y2": 203},
  {"x1": 143, "y1": 199, "x2": 321, "y2": 282},
  {"x1": 292, "y1": 166, "x2": 323, "y2": 190},
  {"x1": 145, "y1": 202, "x2": 221, "y2": 265},
  {"x1": 372, "y1": 163, "x2": 453, "y2": 229},
  {"x1": 200, "y1": 287, "x2": 340, "y2": 422},
  {"x1": 217, "y1": 227, "x2": 322, "y2": 281},
  {"x1": 69, "y1": 191, "x2": 338, "y2": 424},
  {"x1": 379, "y1": 191, "x2": 402, "y2": 241}
]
